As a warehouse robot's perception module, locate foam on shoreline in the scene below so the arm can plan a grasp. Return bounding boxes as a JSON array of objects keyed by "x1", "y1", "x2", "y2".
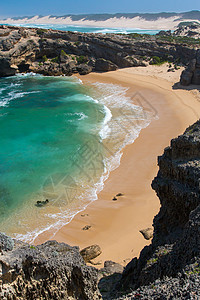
[{"x1": 0, "y1": 77, "x2": 154, "y2": 243}]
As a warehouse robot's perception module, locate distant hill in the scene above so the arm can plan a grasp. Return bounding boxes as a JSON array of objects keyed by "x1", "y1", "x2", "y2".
[
  {"x1": 5, "y1": 10, "x2": 200, "y2": 22},
  {"x1": 1, "y1": 10, "x2": 200, "y2": 30}
]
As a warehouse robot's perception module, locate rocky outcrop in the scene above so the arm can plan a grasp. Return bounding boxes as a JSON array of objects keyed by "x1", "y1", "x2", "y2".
[
  {"x1": 102, "y1": 120, "x2": 200, "y2": 299},
  {"x1": 180, "y1": 49, "x2": 200, "y2": 85},
  {"x1": 0, "y1": 25, "x2": 199, "y2": 77},
  {"x1": 0, "y1": 234, "x2": 100, "y2": 299},
  {"x1": 174, "y1": 24, "x2": 200, "y2": 39},
  {"x1": 80, "y1": 245, "x2": 102, "y2": 263}
]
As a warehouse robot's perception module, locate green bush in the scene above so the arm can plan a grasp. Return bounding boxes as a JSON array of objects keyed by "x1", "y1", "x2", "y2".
[
  {"x1": 37, "y1": 28, "x2": 47, "y2": 35},
  {"x1": 76, "y1": 55, "x2": 88, "y2": 64},
  {"x1": 74, "y1": 41, "x2": 80, "y2": 46},
  {"x1": 51, "y1": 57, "x2": 59, "y2": 63},
  {"x1": 42, "y1": 55, "x2": 48, "y2": 62},
  {"x1": 61, "y1": 50, "x2": 67, "y2": 56},
  {"x1": 150, "y1": 56, "x2": 167, "y2": 65}
]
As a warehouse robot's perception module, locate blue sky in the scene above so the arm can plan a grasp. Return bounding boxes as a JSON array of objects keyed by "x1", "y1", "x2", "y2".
[{"x1": 0, "y1": 0, "x2": 199, "y2": 18}]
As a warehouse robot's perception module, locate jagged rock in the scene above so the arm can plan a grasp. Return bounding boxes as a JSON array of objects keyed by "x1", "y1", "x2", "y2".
[
  {"x1": 139, "y1": 228, "x2": 153, "y2": 240},
  {"x1": 77, "y1": 63, "x2": 93, "y2": 75},
  {"x1": 80, "y1": 245, "x2": 102, "y2": 263},
  {"x1": 100, "y1": 261, "x2": 124, "y2": 277},
  {"x1": 108, "y1": 120, "x2": 200, "y2": 299},
  {"x1": 0, "y1": 25, "x2": 199, "y2": 77},
  {"x1": 0, "y1": 58, "x2": 17, "y2": 77},
  {"x1": 95, "y1": 58, "x2": 118, "y2": 72},
  {"x1": 180, "y1": 50, "x2": 200, "y2": 85},
  {"x1": 0, "y1": 236, "x2": 101, "y2": 299}
]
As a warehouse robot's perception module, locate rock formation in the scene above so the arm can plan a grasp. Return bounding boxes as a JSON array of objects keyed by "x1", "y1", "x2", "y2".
[
  {"x1": 180, "y1": 49, "x2": 200, "y2": 85},
  {"x1": 0, "y1": 235, "x2": 100, "y2": 299},
  {"x1": 105, "y1": 120, "x2": 200, "y2": 299},
  {"x1": 0, "y1": 25, "x2": 199, "y2": 78}
]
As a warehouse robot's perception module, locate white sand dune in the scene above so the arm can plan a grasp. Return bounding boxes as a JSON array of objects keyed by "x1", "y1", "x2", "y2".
[{"x1": 1, "y1": 15, "x2": 200, "y2": 30}]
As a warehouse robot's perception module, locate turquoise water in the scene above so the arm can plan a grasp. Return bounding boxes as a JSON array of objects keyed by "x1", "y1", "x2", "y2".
[
  {"x1": 0, "y1": 74, "x2": 153, "y2": 241},
  {"x1": 1, "y1": 23, "x2": 159, "y2": 35}
]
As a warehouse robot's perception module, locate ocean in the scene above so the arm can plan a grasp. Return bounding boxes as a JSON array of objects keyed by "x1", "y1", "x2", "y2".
[
  {"x1": 1, "y1": 23, "x2": 160, "y2": 35},
  {"x1": 0, "y1": 73, "x2": 154, "y2": 242}
]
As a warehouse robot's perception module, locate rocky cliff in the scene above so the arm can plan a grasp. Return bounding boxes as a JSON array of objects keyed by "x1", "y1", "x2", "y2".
[
  {"x1": 0, "y1": 235, "x2": 100, "y2": 299},
  {"x1": 180, "y1": 49, "x2": 200, "y2": 85},
  {"x1": 105, "y1": 120, "x2": 200, "y2": 299},
  {"x1": 1, "y1": 121, "x2": 200, "y2": 299},
  {"x1": 0, "y1": 25, "x2": 199, "y2": 77}
]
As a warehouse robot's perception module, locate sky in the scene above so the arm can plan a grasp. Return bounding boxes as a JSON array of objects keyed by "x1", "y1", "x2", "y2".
[{"x1": 0, "y1": 0, "x2": 199, "y2": 18}]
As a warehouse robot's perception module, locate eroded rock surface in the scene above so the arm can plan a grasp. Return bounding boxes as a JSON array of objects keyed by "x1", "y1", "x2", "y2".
[
  {"x1": 103, "y1": 120, "x2": 200, "y2": 299},
  {"x1": 0, "y1": 235, "x2": 101, "y2": 300},
  {"x1": 180, "y1": 49, "x2": 200, "y2": 85},
  {"x1": 0, "y1": 25, "x2": 199, "y2": 78}
]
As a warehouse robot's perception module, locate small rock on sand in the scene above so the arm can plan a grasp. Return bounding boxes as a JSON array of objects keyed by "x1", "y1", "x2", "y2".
[
  {"x1": 139, "y1": 228, "x2": 153, "y2": 240},
  {"x1": 112, "y1": 197, "x2": 117, "y2": 201},
  {"x1": 116, "y1": 193, "x2": 124, "y2": 197},
  {"x1": 82, "y1": 225, "x2": 91, "y2": 231}
]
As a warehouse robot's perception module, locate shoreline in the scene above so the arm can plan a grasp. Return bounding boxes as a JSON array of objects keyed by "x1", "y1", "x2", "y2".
[
  {"x1": 1, "y1": 16, "x2": 198, "y2": 30},
  {"x1": 34, "y1": 66, "x2": 200, "y2": 267}
]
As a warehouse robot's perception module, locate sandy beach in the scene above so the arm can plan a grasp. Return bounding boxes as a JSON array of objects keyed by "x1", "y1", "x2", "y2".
[{"x1": 35, "y1": 65, "x2": 200, "y2": 267}]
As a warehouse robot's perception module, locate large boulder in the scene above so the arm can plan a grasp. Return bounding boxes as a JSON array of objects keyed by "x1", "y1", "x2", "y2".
[
  {"x1": 0, "y1": 58, "x2": 17, "y2": 77},
  {"x1": 77, "y1": 63, "x2": 93, "y2": 75},
  {"x1": 80, "y1": 245, "x2": 102, "y2": 262},
  {"x1": 180, "y1": 50, "x2": 200, "y2": 86},
  {"x1": 95, "y1": 58, "x2": 118, "y2": 72}
]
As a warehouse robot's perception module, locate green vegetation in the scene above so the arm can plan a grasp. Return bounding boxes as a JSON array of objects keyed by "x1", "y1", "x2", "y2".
[
  {"x1": 150, "y1": 56, "x2": 167, "y2": 65},
  {"x1": 157, "y1": 35, "x2": 200, "y2": 45},
  {"x1": 30, "y1": 245, "x2": 36, "y2": 249},
  {"x1": 76, "y1": 55, "x2": 88, "y2": 64},
  {"x1": 42, "y1": 55, "x2": 48, "y2": 62},
  {"x1": 186, "y1": 265, "x2": 200, "y2": 275},
  {"x1": 124, "y1": 32, "x2": 200, "y2": 46},
  {"x1": 61, "y1": 49, "x2": 67, "y2": 56},
  {"x1": 38, "y1": 62, "x2": 43, "y2": 67},
  {"x1": 147, "y1": 257, "x2": 158, "y2": 265},
  {"x1": 51, "y1": 57, "x2": 59, "y2": 63},
  {"x1": 74, "y1": 41, "x2": 80, "y2": 46},
  {"x1": 37, "y1": 28, "x2": 47, "y2": 35}
]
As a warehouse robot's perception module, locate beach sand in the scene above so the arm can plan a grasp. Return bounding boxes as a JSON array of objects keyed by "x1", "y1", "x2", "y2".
[{"x1": 35, "y1": 65, "x2": 200, "y2": 267}]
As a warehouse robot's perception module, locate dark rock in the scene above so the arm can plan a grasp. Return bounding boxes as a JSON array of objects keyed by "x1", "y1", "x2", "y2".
[
  {"x1": 180, "y1": 51, "x2": 200, "y2": 85},
  {"x1": 110, "y1": 120, "x2": 200, "y2": 299},
  {"x1": 116, "y1": 193, "x2": 124, "y2": 197},
  {"x1": 82, "y1": 225, "x2": 92, "y2": 230},
  {"x1": 180, "y1": 70, "x2": 193, "y2": 85},
  {"x1": 0, "y1": 238, "x2": 101, "y2": 299},
  {"x1": 0, "y1": 58, "x2": 17, "y2": 77},
  {"x1": 112, "y1": 197, "x2": 117, "y2": 201},
  {"x1": 95, "y1": 58, "x2": 118, "y2": 72},
  {"x1": 80, "y1": 245, "x2": 102, "y2": 263},
  {"x1": 77, "y1": 63, "x2": 93, "y2": 75},
  {"x1": 36, "y1": 199, "x2": 49, "y2": 207},
  {"x1": 100, "y1": 261, "x2": 124, "y2": 277},
  {"x1": 0, "y1": 25, "x2": 199, "y2": 77}
]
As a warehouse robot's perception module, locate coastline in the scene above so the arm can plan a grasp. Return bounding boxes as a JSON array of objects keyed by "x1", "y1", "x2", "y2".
[
  {"x1": 1, "y1": 16, "x2": 199, "y2": 30},
  {"x1": 34, "y1": 66, "x2": 200, "y2": 267}
]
